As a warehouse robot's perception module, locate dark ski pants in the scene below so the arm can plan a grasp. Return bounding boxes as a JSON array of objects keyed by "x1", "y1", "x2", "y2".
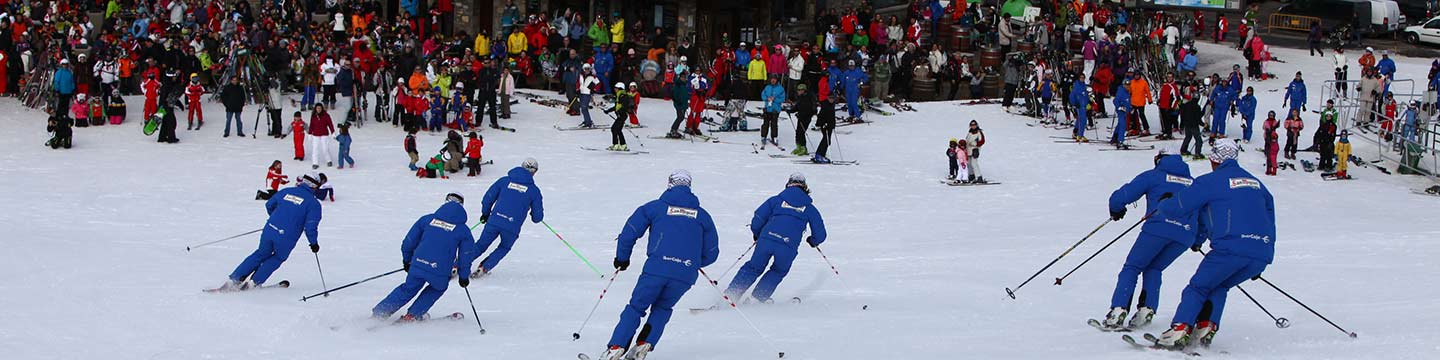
[
  {"x1": 1169, "y1": 252, "x2": 1267, "y2": 327},
  {"x1": 670, "y1": 104, "x2": 686, "y2": 133},
  {"x1": 229, "y1": 227, "x2": 298, "y2": 285},
  {"x1": 725, "y1": 241, "x2": 798, "y2": 302},
  {"x1": 760, "y1": 111, "x2": 780, "y2": 140},
  {"x1": 1160, "y1": 109, "x2": 1178, "y2": 136},
  {"x1": 609, "y1": 274, "x2": 690, "y2": 349},
  {"x1": 611, "y1": 115, "x2": 627, "y2": 146},
  {"x1": 1111, "y1": 234, "x2": 1188, "y2": 310},
  {"x1": 1285, "y1": 131, "x2": 1300, "y2": 158},
  {"x1": 1181, "y1": 126, "x2": 1203, "y2": 155},
  {"x1": 372, "y1": 272, "x2": 449, "y2": 318},
  {"x1": 579, "y1": 94, "x2": 594, "y2": 126},
  {"x1": 475, "y1": 225, "x2": 520, "y2": 272},
  {"x1": 794, "y1": 113, "x2": 813, "y2": 148},
  {"x1": 816, "y1": 127, "x2": 834, "y2": 158},
  {"x1": 477, "y1": 92, "x2": 499, "y2": 126}
]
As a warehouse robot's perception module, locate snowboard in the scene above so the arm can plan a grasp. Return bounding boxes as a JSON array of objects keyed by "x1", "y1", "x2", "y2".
[
  {"x1": 203, "y1": 280, "x2": 290, "y2": 293},
  {"x1": 143, "y1": 116, "x2": 160, "y2": 136}
]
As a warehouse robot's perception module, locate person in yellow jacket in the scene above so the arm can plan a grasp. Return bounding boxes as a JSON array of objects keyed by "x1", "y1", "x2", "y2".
[
  {"x1": 610, "y1": 14, "x2": 626, "y2": 45},
  {"x1": 747, "y1": 53, "x2": 767, "y2": 100},
  {"x1": 474, "y1": 32, "x2": 491, "y2": 56},
  {"x1": 507, "y1": 30, "x2": 527, "y2": 56},
  {"x1": 1127, "y1": 74, "x2": 1153, "y2": 135},
  {"x1": 1334, "y1": 130, "x2": 1352, "y2": 179}
]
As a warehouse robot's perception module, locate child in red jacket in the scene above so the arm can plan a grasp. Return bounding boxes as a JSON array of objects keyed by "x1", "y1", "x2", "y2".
[
  {"x1": 465, "y1": 132, "x2": 484, "y2": 176},
  {"x1": 256, "y1": 160, "x2": 289, "y2": 200},
  {"x1": 71, "y1": 94, "x2": 90, "y2": 127},
  {"x1": 184, "y1": 75, "x2": 205, "y2": 130},
  {"x1": 289, "y1": 111, "x2": 307, "y2": 160}
]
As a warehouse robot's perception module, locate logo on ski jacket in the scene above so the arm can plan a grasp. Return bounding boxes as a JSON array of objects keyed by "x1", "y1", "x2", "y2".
[
  {"x1": 415, "y1": 258, "x2": 438, "y2": 268},
  {"x1": 662, "y1": 256, "x2": 694, "y2": 267},
  {"x1": 1241, "y1": 233, "x2": 1272, "y2": 244},
  {"x1": 282, "y1": 194, "x2": 305, "y2": 205},
  {"x1": 507, "y1": 182, "x2": 529, "y2": 193},
  {"x1": 1164, "y1": 219, "x2": 1192, "y2": 231},
  {"x1": 429, "y1": 219, "x2": 456, "y2": 231},
  {"x1": 767, "y1": 231, "x2": 792, "y2": 243},
  {"x1": 780, "y1": 201, "x2": 807, "y2": 212},
  {"x1": 1229, "y1": 178, "x2": 1260, "y2": 190},
  {"x1": 666, "y1": 206, "x2": 698, "y2": 219},
  {"x1": 1166, "y1": 174, "x2": 1194, "y2": 186}
]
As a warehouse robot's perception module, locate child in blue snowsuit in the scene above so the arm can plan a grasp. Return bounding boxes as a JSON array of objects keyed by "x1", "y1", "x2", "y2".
[
  {"x1": 470, "y1": 160, "x2": 545, "y2": 277},
  {"x1": 1112, "y1": 84, "x2": 1131, "y2": 144},
  {"x1": 1236, "y1": 88, "x2": 1257, "y2": 143},
  {"x1": 601, "y1": 170, "x2": 719, "y2": 360},
  {"x1": 1070, "y1": 78, "x2": 1091, "y2": 140},
  {"x1": 336, "y1": 124, "x2": 355, "y2": 169},
  {"x1": 725, "y1": 173, "x2": 827, "y2": 302},
  {"x1": 428, "y1": 87, "x2": 447, "y2": 131},
  {"x1": 1209, "y1": 87, "x2": 1233, "y2": 137},
  {"x1": 1100, "y1": 150, "x2": 1196, "y2": 329},
  {"x1": 1156, "y1": 140, "x2": 1276, "y2": 348},
  {"x1": 450, "y1": 88, "x2": 469, "y2": 131},
  {"x1": 224, "y1": 173, "x2": 324, "y2": 289},
  {"x1": 372, "y1": 194, "x2": 477, "y2": 320}
]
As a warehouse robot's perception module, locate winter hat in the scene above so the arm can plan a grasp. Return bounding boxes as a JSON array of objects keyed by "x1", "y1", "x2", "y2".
[
  {"x1": 1158, "y1": 145, "x2": 1179, "y2": 156},
  {"x1": 446, "y1": 192, "x2": 465, "y2": 204},
  {"x1": 787, "y1": 172, "x2": 809, "y2": 193},
  {"x1": 299, "y1": 172, "x2": 323, "y2": 189},
  {"x1": 522, "y1": 158, "x2": 539, "y2": 174},
  {"x1": 668, "y1": 170, "x2": 693, "y2": 188},
  {"x1": 1209, "y1": 139, "x2": 1240, "y2": 162}
]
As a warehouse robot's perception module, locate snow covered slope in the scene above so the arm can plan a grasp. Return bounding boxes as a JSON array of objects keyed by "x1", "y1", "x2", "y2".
[{"x1": 1, "y1": 42, "x2": 1436, "y2": 359}]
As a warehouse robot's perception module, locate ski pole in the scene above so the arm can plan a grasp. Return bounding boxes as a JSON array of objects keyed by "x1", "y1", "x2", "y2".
[
  {"x1": 1004, "y1": 218, "x2": 1112, "y2": 299},
  {"x1": 541, "y1": 221, "x2": 606, "y2": 279},
  {"x1": 712, "y1": 241, "x2": 758, "y2": 285},
  {"x1": 1198, "y1": 249, "x2": 1290, "y2": 329},
  {"x1": 462, "y1": 286, "x2": 488, "y2": 334},
  {"x1": 626, "y1": 127, "x2": 646, "y2": 148},
  {"x1": 300, "y1": 268, "x2": 403, "y2": 301},
  {"x1": 573, "y1": 269, "x2": 622, "y2": 341},
  {"x1": 698, "y1": 269, "x2": 786, "y2": 359},
  {"x1": 313, "y1": 252, "x2": 329, "y2": 296},
  {"x1": 185, "y1": 228, "x2": 262, "y2": 251},
  {"x1": 814, "y1": 246, "x2": 868, "y2": 310},
  {"x1": 1256, "y1": 276, "x2": 1358, "y2": 338},
  {"x1": 1053, "y1": 210, "x2": 1157, "y2": 286}
]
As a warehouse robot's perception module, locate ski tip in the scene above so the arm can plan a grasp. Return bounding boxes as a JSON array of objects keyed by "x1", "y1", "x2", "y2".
[{"x1": 578, "y1": 353, "x2": 592, "y2": 360}]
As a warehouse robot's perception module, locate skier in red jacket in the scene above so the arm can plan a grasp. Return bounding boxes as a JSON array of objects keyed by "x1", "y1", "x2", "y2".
[{"x1": 184, "y1": 74, "x2": 205, "y2": 130}]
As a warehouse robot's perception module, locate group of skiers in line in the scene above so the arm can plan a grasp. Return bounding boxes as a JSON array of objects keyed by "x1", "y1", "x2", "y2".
[
  {"x1": 1099, "y1": 139, "x2": 1277, "y2": 349},
  {"x1": 217, "y1": 156, "x2": 829, "y2": 360}
]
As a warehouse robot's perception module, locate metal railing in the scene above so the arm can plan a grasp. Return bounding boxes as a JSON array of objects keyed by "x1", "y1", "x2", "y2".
[
  {"x1": 1268, "y1": 14, "x2": 1321, "y2": 34},
  {"x1": 1320, "y1": 78, "x2": 1439, "y2": 183}
]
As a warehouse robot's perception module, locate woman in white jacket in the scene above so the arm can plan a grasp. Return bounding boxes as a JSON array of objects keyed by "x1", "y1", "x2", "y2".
[{"x1": 787, "y1": 52, "x2": 805, "y2": 94}]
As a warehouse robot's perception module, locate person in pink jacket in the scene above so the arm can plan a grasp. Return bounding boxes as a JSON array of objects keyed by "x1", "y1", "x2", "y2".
[
  {"x1": 308, "y1": 104, "x2": 337, "y2": 169},
  {"x1": 766, "y1": 44, "x2": 786, "y2": 79}
]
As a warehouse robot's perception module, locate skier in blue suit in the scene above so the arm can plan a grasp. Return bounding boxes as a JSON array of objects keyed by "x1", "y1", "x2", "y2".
[
  {"x1": 1070, "y1": 77, "x2": 1091, "y2": 141},
  {"x1": 221, "y1": 173, "x2": 324, "y2": 290},
  {"x1": 1282, "y1": 72, "x2": 1306, "y2": 116},
  {"x1": 1236, "y1": 87, "x2": 1257, "y2": 143},
  {"x1": 598, "y1": 170, "x2": 720, "y2": 360},
  {"x1": 725, "y1": 173, "x2": 827, "y2": 303},
  {"x1": 1112, "y1": 82, "x2": 1132, "y2": 145},
  {"x1": 470, "y1": 158, "x2": 544, "y2": 278},
  {"x1": 1156, "y1": 139, "x2": 1276, "y2": 348},
  {"x1": 1099, "y1": 148, "x2": 1196, "y2": 329},
  {"x1": 841, "y1": 60, "x2": 869, "y2": 121},
  {"x1": 372, "y1": 194, "x2": 477, "y2": 321},
  {"x1": 1209, "y1": 86, "x2": 1233, "y2": 138},
  {"x1": 595, "y1": 48, "x2": 615, "y2": 94}
]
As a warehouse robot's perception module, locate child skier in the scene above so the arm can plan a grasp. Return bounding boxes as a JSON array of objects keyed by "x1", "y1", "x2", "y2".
[
  {"x1": 428, "y1": 87, "x2": 447, "y2": 131},
  {"x1": 469, "y1": 159, "x2": 545, "y2": 278},
  {"x1": 142, "y1": 73, "x2": 161, "y2": 120},
  {"x1": 1283, "y1": 109, "x2": 1304, "y2": 159},
  {"x1": 372, "y1": 193, "x2": 476, "y2": 322},
  {"x1": 336, "y1": 124, "x2": 355, "y2": 169},
  {"x1": 314, "y1": 173, "x2": 335, "y2": 201},
  {"x1": 629, "y1": 82, "x2": 641, "y2": 126},
  {"x1": 1335, "y1": 131, "x2": 1352, "y2": 179},
  {"x1": 406, "y1": 128, "x2": 420, "y2": 171},
  {"x1": 185, "y1": 74, "x2": 205, "y2": 130},
  {"x1": 597, "y1": 170, "x2": 719, "y2": 360},
  {"x1": 46, "y1": 114, "x2": 73, "y2": 149},
  {"x1": 609, "y1": 83, "x2": 631, "y2": 151},
  {"x1": 465, "y1": 132, "x2": 484, "y2": 177},
  {"x1": 948, "y1": 139, "x2": 961, "y2": 180},
  {"x1": 71, "y1": 93, "x2": 90, "y2": 128},
  {"x1": 725, "y1": 173, "x2": 828, "y2": 303},
  {"x1": 89, "y1": 96, "x2": 105, "y2": 127},
  {"x1": 1263, "y1": 111, "x2": 1280, "y2": 175},
  {"x1": 256, "y1": 160, "x2": 290, "y2": 200},
  {"x1": 289, "y1": 112, "x2": 307, "y2": 161},
  {"x1": 107, "y1": 90, "x2": 126, "y2": 125}
]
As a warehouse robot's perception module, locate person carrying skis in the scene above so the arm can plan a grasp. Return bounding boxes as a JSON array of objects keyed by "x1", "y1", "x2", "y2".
[
  {"x1": 184, "y1": 74, "x2": 204, "y2": 130},
  {"x1": 1070, "y1": 76, "x2": 1091, "y2": 141},
  {"x1": 597, "y1": 170, "x2": 719, "y2": 360},
  {"x1": 966, "y1": 120, "x2": 988, "y2": 183},
  {"x1": 1236, "y1": 87, "x2": 1257, "y2": 143},
  {"x1": 760, "y1": 74, "x2": 787, "y2": 146},
  {"x1": 219, "y1": 172, "x2": 325, "y2": 291},
  {"x1": 1100, "y1": 147, "x2": 1196, "y2": 330},
  {"x1": 1155, "y1": 139, "x2": 1275, "y2": 348},
  {"x1": 725, "y1": 173, "x2": 827, "y2": 302},
  {"x1": 608, "y1": 83, "x2": 631, "y2": 151},
  {"x1": 372, "y1": 193, "x2": 478, "y2": 322},
  {"x1": 470, "y1": 159, "x2": 545, "y2": 278}
]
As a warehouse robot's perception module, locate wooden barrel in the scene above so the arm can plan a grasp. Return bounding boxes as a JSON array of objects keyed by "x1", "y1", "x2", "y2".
[
  {"x1": 913, "y1": 79, "x2": 936, "y2": 101},
  {"x1": 913, "y1": 64, "x2": 932, "y2": 82},
  {"x1": 984, "y1": 74, "x2": 1003, "y2": 98},
  {"x1": 979, "y1": 47, "x2": 1003, "y2": 70},
  {"x1": 956, "y1": 27, "x2": 973, "y2": 52},
  {"x1": 1015, "y1": 40, "x2": 1035, "y2": 55},
  {"x1": 861, "y1": 83, "x2": 872, "y2": 98},
  {"x1": 1067, "y1": 25, "x2": 1084, "y2": 53}
]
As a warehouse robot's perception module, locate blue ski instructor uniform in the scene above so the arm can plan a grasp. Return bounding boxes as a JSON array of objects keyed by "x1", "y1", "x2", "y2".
[
  {"x1": 373, "y1": 194, "x2": 477, "y2": 319},
  {"x1": 227, "y1": 173, "x2": 324, "y2": 287},
  {"x1": 472, "y1": 159, "x2": 544, "y2": 276},
  {"x1": 726, "y1": 173, "x2": 827, "y2": 302}
]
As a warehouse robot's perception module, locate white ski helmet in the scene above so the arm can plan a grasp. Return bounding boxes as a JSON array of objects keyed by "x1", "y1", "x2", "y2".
[
  {"x1": 614, "y1": 82, "x2": 625, "y2": 90},
  {"x1": 522, "y1": 158, "x2": 539, "y2": 174}
]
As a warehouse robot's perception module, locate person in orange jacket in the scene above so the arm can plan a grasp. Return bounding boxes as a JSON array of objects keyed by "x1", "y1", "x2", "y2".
[
  {"x1": 1128, "y1": 73, "x2": 1153, "y2": 135},
  {"x1": 465, "y1": 132, "x2": 485, "y2": 177},
  {"x1": 289, "y1": 111, "x2": 307, "y2": 161}
]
